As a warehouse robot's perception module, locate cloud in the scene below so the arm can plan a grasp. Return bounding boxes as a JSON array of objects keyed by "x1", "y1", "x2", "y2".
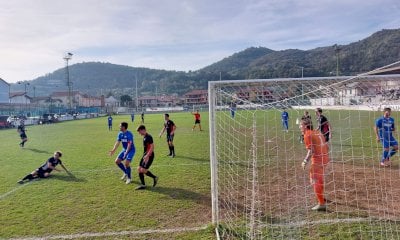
[{"x1": 0, "y1": 0, "x2": 399, "y2": 82}]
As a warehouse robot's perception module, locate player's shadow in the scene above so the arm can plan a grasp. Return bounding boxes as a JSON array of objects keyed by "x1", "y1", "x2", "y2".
[
  {"x1": 48, "y1": 174, "x2": 86, "y2": 183},
  {"x1": 24, "y1": 148, "x2": 52, "y2": 154},
  {"x1": 148, "y1": 186, "x2": 210, "y2": 205}
]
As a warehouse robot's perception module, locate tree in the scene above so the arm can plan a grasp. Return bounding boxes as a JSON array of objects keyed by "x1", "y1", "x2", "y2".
[{"x1": 120, "y1": 95, "x2": 132, "y2": 107}]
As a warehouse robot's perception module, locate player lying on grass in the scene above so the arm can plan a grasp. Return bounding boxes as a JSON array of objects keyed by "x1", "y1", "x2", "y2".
[
  {"x1": 17, "y1": 151, "x2": 68, "y2": 184},
  {"x1": 109, "y1": 122, "x2": 136, "y2": 184},
  {"x1": 300, "y1": 118, "x2": 330, "y2": 211},
  {"x1": 136, "y1": 125, "x2": 158, "y2": 190},
  {"x1": 374, "y1": 107, "x2": 398, "y2": 167}
]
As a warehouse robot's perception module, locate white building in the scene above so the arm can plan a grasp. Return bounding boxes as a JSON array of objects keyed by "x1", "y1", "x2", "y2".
[
  {"x1": 105, "y1": 96, "x2": 120, "y2": 107},
  {"x1": 0, "y1": 78, "x2": 10, "y2": 103},
  {"x1": 9, "y1": 92, "x2": 31, "y2": 104}
]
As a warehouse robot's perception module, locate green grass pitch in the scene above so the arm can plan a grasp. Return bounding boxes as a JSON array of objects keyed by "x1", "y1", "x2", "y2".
[
  {"x1": 0, "y1": 112, "x2": 214, "y2": 239},
  {"x1": 2, "y1": 109, "x2": 400, "y2": 239}
]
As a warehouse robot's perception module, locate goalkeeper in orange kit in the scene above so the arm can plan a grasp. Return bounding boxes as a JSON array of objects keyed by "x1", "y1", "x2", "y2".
[{"x1": 300, "y1": 117, "x2": 330, "y2": 211}]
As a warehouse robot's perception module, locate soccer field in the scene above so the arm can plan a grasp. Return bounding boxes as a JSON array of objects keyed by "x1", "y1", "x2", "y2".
[
  {"x1": 3, "y1": 109, "x2": 400, "y2": 239},
  {"x1": 0, "y1": 113, "x2": 215, "y2": 239}
]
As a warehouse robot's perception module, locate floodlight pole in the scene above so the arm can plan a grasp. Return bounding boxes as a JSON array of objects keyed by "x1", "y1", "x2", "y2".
[
  {"x1": 63, "y1": 53, "x2": 73, "y2": 111},
  {"x1": 135, "y1": 74, "x2": 138, "y2": 112}
]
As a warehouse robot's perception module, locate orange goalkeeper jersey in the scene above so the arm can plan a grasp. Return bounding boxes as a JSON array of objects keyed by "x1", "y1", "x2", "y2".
[{"x1": 304, "y1": 129, "x2": 329, "y2": 164}]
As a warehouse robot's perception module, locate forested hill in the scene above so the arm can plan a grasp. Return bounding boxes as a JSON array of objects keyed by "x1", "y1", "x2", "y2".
[{"x1": 16, "y1": 28, "x2": 400, "y2": 97}]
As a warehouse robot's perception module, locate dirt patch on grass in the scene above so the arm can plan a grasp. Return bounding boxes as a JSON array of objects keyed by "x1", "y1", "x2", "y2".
[{"x1": 218, "y1": 161, "x2": 400, "y2": 223}]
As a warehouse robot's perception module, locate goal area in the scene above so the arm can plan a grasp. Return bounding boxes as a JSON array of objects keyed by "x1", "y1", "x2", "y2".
[{"x1": 208, "y1": 72, "x2": 400, "y2": 239}]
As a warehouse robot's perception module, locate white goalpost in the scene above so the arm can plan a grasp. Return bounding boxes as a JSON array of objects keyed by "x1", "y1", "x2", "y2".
[{"x1": 209, "y1": 62, "x2": 400, "y2": 239}]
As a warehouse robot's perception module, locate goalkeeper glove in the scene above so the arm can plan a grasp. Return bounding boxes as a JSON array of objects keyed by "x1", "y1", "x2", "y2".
[{"x1": 302, "y1": 159, "x2": 308, "y2": 170}]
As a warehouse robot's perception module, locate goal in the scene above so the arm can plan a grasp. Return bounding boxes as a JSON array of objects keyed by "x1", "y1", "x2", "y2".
[{"x1": 209, "y1": 67, "x2": 400, "y2": 239}]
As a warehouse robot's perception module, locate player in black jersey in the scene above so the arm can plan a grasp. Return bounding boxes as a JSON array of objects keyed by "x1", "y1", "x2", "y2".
[
  {"x1": 17, "y1": 151, "x2": 69, "y2": 184},
  {"x1": 136, "y1": 125, "x2": 158, "y2": 190},
  {"x1": 17, "y1": 123, "x2": 28, "y2": 147},
  {"x1": 159, "y1": 113, "x2": 176, "y2": 157}
]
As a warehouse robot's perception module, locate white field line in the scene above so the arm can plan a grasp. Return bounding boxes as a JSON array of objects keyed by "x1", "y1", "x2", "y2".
[
  {"x1": 8, "y1": 226, "x2": 208, "y2": 240},
  {"x1": 0, "y1": 182, "x2": 31, "y2": 200},
  {"x1": 261, "y1": 217, "x2": 370, "y2": 228},
  {"x1": 0, "y1": 162, "x2": 209, "y2": 201}
]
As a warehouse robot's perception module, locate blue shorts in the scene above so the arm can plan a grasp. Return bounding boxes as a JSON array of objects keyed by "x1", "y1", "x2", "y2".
[
  {"x1": 118, "y1": 150, "x2": 135, "y2": 161},
  {"x1": 381, "y1": 136, "x2": 398, "y2": 148}
]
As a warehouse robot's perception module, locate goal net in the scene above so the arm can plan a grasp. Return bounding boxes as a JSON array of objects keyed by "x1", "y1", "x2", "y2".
[{"x1": 209, "y1": 64, "x2": 400, "y2": 239}]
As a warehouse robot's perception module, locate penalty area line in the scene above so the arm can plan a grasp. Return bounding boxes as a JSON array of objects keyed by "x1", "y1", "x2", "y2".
[
  {"x1": 9, "y1": 225, "x2": 208, "y2": 240},
  {"x1": 0, "y1": 182, "x2": 31, "y2": 201}
]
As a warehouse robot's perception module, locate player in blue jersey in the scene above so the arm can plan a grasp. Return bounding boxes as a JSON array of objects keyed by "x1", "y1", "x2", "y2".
[
  {"x1": 131, "y1": 112, "x2": 135, "y2": 122},
  {"x1": 109, "y1": 122, "x2": 136, "y2": 184},
  {"x1": 230, "y1": 101, "x2": 237, "y2": 118},
  {"x1": 281, "y1": 110, "x2": 289, "y2": 132},
  {"x1": 374, "y1": 107, "x2": 398, "y2": 167},
  {"x1": 107, "y1": 115, "x2": 113, "y2": 131}
]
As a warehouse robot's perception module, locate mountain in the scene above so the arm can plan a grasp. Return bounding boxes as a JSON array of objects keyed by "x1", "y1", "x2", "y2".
[
  {"x1": 11, "y1": 28, "x2": 400, "y2": 97},
  {"x1": 202, "y1": 29, "x2": 400, "y2": 79}
]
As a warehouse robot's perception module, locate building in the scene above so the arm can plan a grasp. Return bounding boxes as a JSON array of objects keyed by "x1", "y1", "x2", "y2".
[
  {"x1": 51, "y1": 91, "x2": 79, "y2": 107},
  {"x1": 51, "y1": 91, "x2": 103, "y2": 107},
  {"x1": 138, "y1": 95, "x2": 181, "y2": 108},
  {"x1": 105, "y1": 96, "x2": 120, "y2": 107},
  {"x1": 236, "y1": 87, "x2": 276, "y2": 103},
  {"x1": 31, "y1": 96, "x2": 63, "y2": 106},
  {"x1": 9, "y1": 92, "x2": 31, "y2": 104},
  {"x1": 0, "y1": 78, "x2": 10, "y2": 103},
  {"x1": 79, "y1": 93, "x2": 103, "y2": 107},
  {"x1": 184, "y1": 90, "x2": 208, "y2": 105}
]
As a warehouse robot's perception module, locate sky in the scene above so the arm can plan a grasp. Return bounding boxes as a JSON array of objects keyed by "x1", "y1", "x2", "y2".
[{"x1": 0, "y1": 0, "x2": 399, "y2": 83}]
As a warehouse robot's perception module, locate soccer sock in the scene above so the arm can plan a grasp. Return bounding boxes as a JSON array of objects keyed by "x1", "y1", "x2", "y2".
[
  {"x1": 314, "y1": 182, "x2": 325, "y2": 205},
  {"x1": 168, "y1": 146, "x2": 172, "y2": 155},
  {"x1": 117, "y1": 162, "x2": 126, "y2": 173},
  {"x1": 146, "y1": 171, "x2": 156, "y2": 179},
  {"x1": 382, "y1": 150, "x2": 390, "y2": 162},
  {"x1": 139, "y1": 173, "x2": 145, "y2": 185},
  {"x1": 126, "y1": 166, "x2": 131, "y2": 179},
  {"x1": 389, "y1": 149, "x2": 397, "y2": 157},
  {"x1": 22, "y1": 174, "x2": 34, "y2": 181},
  {"x1": 171, "y1": 146, "x2": 175, "y2": 155}
]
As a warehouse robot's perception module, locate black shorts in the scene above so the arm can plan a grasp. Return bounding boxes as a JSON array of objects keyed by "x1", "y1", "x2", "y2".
[
  {"x1": 195, "y1": 119, "x2": 200, "y2": 124},
  {"x1": 167, "y1": 134, "x2": 174, "y2": 142},
  {"x1": 323, "y1": 132, "x2": 330, "y2": 142},
  {"x1": 139, "y1": 155, "x2": 154, "y2": 169},
  {"x1": 20, "y1": 133, "x2": 27, "y2": 139},
  {"x1": 37, "y1": 168, "x2": 51, "y2": 178}
]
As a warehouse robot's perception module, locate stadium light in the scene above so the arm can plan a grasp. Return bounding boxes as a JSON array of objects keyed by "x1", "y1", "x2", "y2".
[{"x1": 63, "y1": 52, "x2": 73, "y2": 112}]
